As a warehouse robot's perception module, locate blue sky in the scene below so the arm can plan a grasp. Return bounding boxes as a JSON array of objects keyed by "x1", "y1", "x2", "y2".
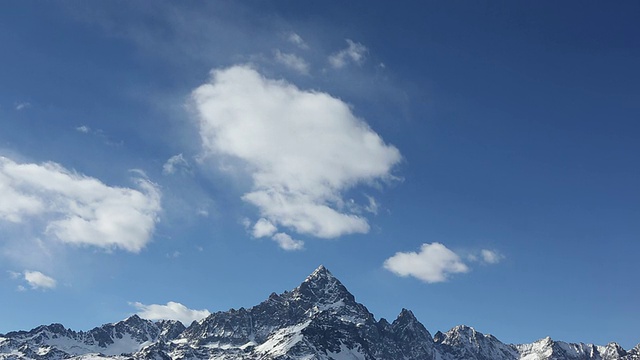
[{"x1": 1, "y1": 1, "x2": 639, "y2": 349}]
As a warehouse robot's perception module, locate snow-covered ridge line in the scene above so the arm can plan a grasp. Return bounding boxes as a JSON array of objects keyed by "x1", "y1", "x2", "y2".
[{"x1": 1, "y1": 265, "x2": 638, "y2": 360}]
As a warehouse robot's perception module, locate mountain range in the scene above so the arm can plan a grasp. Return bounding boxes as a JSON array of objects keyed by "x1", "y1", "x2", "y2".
[{"x1": 1, "y1": 265, "x2": 637, "y2": 360}]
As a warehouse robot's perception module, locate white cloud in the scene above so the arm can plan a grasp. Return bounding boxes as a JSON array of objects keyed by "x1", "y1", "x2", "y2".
[
  {"x1": 23, "y1": 270, "x2": 57, "y2": 290},
  {"x1": 76, "y1": 125, "x2": 91, "y2": 133},
  {"x1": 272, "y1": 232, "x2": 304, "y2": 251},
  {"x1": 15, "y1": 102, "x2": 31, "y2": 111},
  {"x1": 384, "y1": 243, "x2": 470, "y2": 283},
  {"x1": 132, "y1": 301, "x2": 211, "y2": 325},
  {"x1": 166, "y1": 251, "x2": 181, "y2": 259},
  {"x1": 191, "y1": 65, "x2": 401, "y2": 241},
  {"x1": 252, "y1": 218, "x2": 277, "y2": 238},
  {"x1": 0, "y1": 156, "x2": 162, "y2": 253},
  {"x1": 196, "y1": 208, "x2": 209, "y2": 217},
  {"x1": 162, "y1": 153, "x2": 190, "y2": 175},
  {"x1": 480, "y1": 249, "x2": 503, "y2": 264},
  {"x1": 328, "y1": 39, "x2": 367, "y2": 69},
  {"x1": 364, "y1": 195, "x2": 379, "y2": 215},
  {"x1": 252, "y1": 218, "x2": 303, "y2": 251},
  {"x1": 274, "y1": 50, "x2": 310, "y2": 75},
  {"x1": 467, "y1": 249, "x2": 505, "y2": 265},
  {"x1": 288, "y1": 33, "x2": 308, "y2": 49}
]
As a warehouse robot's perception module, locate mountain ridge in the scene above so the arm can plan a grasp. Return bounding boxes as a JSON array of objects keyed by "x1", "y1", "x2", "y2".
[{"x1": 1, "y1": 265, "x2": 637, "y2": 360}]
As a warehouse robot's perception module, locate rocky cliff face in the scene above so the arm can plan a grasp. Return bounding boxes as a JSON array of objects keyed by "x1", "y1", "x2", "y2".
[{"x1": 1, "y1": 266, "x2": 637, "y2": 360}]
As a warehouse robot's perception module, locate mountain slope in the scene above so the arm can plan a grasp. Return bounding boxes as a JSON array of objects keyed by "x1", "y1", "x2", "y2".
[{"x1": 1, "y1": 266, "x2": 637, "y2": 360}]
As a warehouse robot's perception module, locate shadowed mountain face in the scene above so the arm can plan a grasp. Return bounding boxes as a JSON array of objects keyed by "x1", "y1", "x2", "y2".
[{"x1": 1, "y1": 266, "x2": 638, "y2": 360}]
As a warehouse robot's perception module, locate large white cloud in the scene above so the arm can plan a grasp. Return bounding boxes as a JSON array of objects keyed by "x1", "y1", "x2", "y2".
[
  {"x1": 191, "y1": 65, "x2": 401, "y2": 246},
  {"x1": 132, "y1": 301, "x2": 211, "y2": 325},
  {"x1": 384, "y1": 243, "x2": 470, "y2": 283},
  {"x1": 0, "y1": 156, "x2": 161, "y2": 253}
]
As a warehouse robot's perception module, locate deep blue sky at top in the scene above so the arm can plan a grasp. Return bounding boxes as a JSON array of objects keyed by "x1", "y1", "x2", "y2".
[{"x1": 0, "y1": 1, "x2": 639, "y2": 349}]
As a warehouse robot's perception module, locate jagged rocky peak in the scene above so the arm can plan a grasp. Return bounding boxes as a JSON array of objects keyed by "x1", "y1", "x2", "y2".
[
  {"x1": 448, "y1": 324, "x2": 478, "y2": 336},
  {"x1": 437, "y1": 325, "x2": 472, "y2": 343},
  {"x1": 306, "y1": 264, "x2": 331, "y2": 278},
  {"x1": 156, "y1": 319, "x2": 186, "y2": 341},
  {"x1": 40, "y1": 323, "x2": 67, "y2": 335},
  {"x1": 539, "y1": 335, "x2": 554, "y2": 345},
  {"x1": 294, "y1": 265, "x2": 356, "y2": 306},
  {"x1": 515, "y1": 336, "x2": 608, "y2": 360},
  {"x1": 600, "y1": 342, "x2": 627, "y2": 358},
  {"x1": 122, "y1": 314, "x2": 145, "y2": 325},
  {"x1": 395, "y1": 308, "x2": 419, "y2": 324},
  {"x1": 112, "y1": 314, "x2": 157, "y2": 334},
  {"x1": 439, "y1": 325, "x2": 480, "y2": 345},
  {"x1": 391, "y1": 308, "x2": 435, "y2": 356},
  {"x1": 392, "y1": 308, "x2": 432, "y2": 338},
  {"x1": 301, "y1": 264, "x2": 337, "y2": 287}
]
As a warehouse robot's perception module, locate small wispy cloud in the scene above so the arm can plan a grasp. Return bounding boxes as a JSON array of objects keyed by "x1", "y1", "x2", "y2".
[
  {"x1": 287, "y1": 32, "x2": 308, "y2": 49},
  {"x1": 76, "y1": 125, "x2": 91, "y2": 133},
  {"x1": 364, "y1": 195, "x2": 379, "y2": 215},
  {"x1": 73, "y1": 126, "x2": 123, "y2": 147},
  {"x1": 15, "y1": 102, "x2": 31, "y2": 111},
  {"x1": 196, "y1": 208, "x2": 209, "y2": 217},
  {"x1": 166, "y1": 251, "x2": 181, "y2": 259},
  {"x1": 480, "y1": 249, "x2": 504, "y2": 264},
  {"x1": 162, "y1": 153, "x2": 190, "y2": 175},
  {"x1": 328, "y1": 39, "x2": 367, "y2": 69},
  {"x1": 274, "y1": 50, "x2": 310, "y2": 75}
]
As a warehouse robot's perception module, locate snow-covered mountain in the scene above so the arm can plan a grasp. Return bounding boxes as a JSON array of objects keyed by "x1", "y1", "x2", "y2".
[
  {"x1": 0, "y1": 314, "x2": 184, "y2": 359},
  {"x1": 1, "y1": 265, "x2": 637, "y2": 360}
]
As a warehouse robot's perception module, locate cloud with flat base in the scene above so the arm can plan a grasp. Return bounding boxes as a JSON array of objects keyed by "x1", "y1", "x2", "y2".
[
  {"x1": 24, "y1": 270, "x2": 57, "y2": 290},
  {"x1": 132, "y1": 301, "x2": 211, "y2": 325},
  {"x1": 9, "y1": 270, "x2": 57, "y2": 290},
  {"x1": 384, "y1": 243, "x2": 469, "y2": 283},
  {"x1": 384, "y1": 243, "x2": 504, "y2": 283}
]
